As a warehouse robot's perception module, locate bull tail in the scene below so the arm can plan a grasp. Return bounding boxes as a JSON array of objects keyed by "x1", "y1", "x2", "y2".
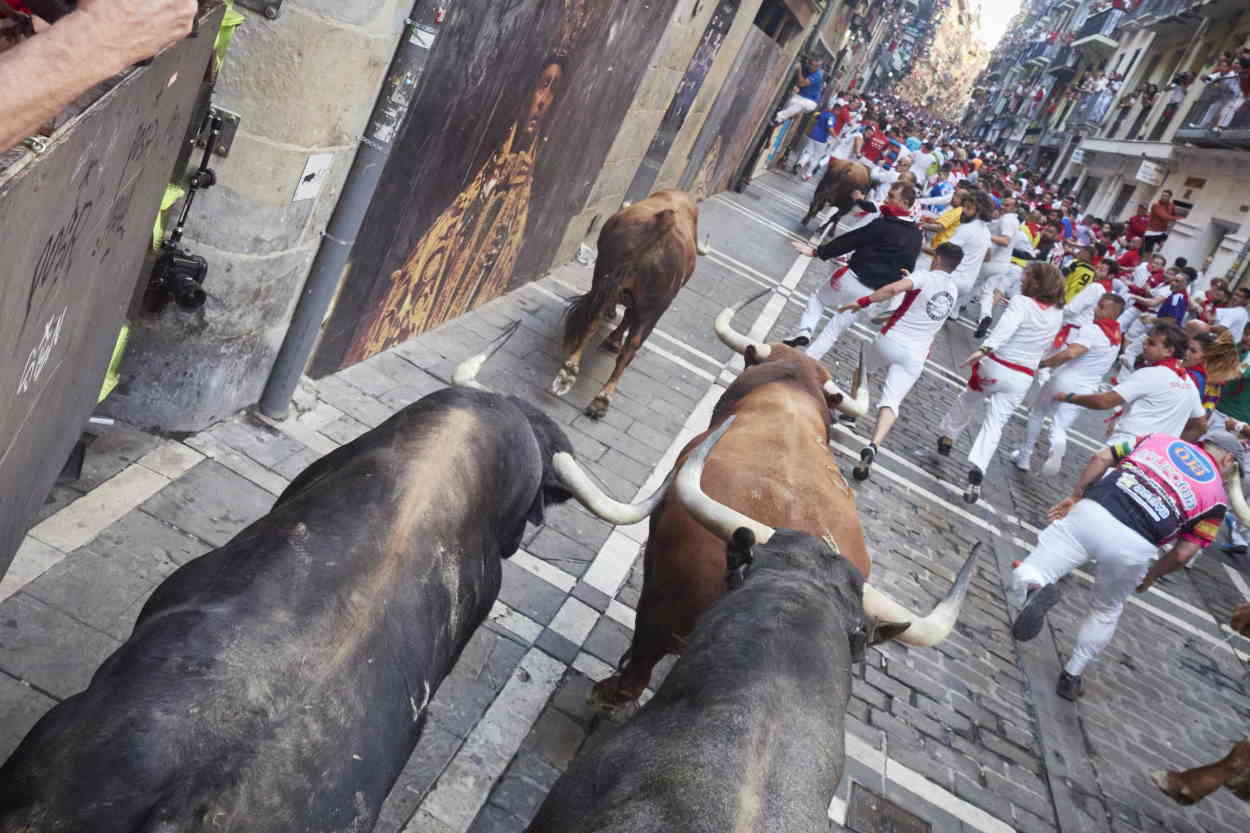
[{"x1": 563, "y1": 209, "x2": 678, "y2": 354}]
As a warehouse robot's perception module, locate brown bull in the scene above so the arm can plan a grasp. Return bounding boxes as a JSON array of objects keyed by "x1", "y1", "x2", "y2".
[
  {"x1": 1149, "y1": 604, "x2": 1250, "y2": 806},
  {"x1": 590, "y1": 292, "x2": 978, "y2": 710},
  {"x1": 800, "y1": 158, "x2": 871, "y2": 232},
  {"x1": 1153, "y1": 737, "x2": 1250, "y2": 805},
  {"x1": 551, "y1": 189, "x2": 707, "y2": 419}
]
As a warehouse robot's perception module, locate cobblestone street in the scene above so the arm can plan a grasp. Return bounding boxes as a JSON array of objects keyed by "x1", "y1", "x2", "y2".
[{"x1": 3, "y1": 172, "x2": 1250, "y2": 833}]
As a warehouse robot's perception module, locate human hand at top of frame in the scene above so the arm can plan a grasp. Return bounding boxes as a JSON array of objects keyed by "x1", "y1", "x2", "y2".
[{"x1": 75, "y1": 0, "x2": 197, "y2": 69}]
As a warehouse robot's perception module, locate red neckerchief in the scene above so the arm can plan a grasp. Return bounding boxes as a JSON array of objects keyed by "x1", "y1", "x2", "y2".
[
  {"x1": 1093, "y1": 317, "x2": 1122, "y2": 346},
  {"x1": 1096, "y1": 278, "x2": 1113, "y2": 292},
  {"x1": 1032, "y1": 299, "x2": 1053, "y2": 309},
  {"x1": 880, "y1": 203, "x2": 911, "y2": 219},
  {"x1": 1153, "y1": 356, "x2": 1188, "y2": 379},
  {"x1": 1147, "y1": 269, "x2": 1167, "y2": 288}
]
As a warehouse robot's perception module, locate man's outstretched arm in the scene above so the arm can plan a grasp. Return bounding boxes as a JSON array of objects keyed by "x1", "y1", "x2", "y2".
[{"x1": 0, "y1": 0, "x2": 197, "y2": 152}]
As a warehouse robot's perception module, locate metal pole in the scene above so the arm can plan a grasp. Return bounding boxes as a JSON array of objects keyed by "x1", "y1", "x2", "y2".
[{"x1": 259, "y1": 2, "x2": 433, "y2": 419}]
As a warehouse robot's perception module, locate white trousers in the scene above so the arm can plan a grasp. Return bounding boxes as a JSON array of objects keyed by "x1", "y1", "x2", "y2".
[
  {"x1": 867, "y1": 334, "x2": 926, "y2": 415},
  {"x1": 797, "y1": 138, "x2": 828, "y2": 174},
  {"x1": 800, "y1": 270, "x2": 880, "y2": 360},
  {"x1": 1009, "y1": 500, "x2": 1158, "y2": 675},
  {"x1": 937, "y1": 361, "x2": 1034, "y2": 472},
  {"x1": 776, "y1": 94, "x2": 818, "y2": 124},
  {"x1": 977, "y1": 265, "x2": 1016, "y2": 322},
  {"x1": 1017, "y1": 380, "x2": 1084, "y2": 475}
]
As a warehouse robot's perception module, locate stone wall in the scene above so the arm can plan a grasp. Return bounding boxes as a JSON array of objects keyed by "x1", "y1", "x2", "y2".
[
  {"x1": 553, "y1": 0, "x2": 774, "y2": 265},
  {"x1": 103, "y1": 0, "x2": 409, "y2": 433}
]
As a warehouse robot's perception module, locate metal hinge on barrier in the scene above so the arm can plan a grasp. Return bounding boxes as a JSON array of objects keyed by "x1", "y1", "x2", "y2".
[
  {"x1": 236, "y1": 0, "x2": 283, "y2": 19},
  {"x1": 194, "y1": 106, "x2": 241, "y2": 158}
]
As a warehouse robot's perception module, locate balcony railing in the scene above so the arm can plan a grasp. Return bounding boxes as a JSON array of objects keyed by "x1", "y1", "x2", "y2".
[
  {"x1": 1174, "y1": 79, "x2": 1250, "y2": 146},
  {"x1": 1021, "y1": 41, "x2": 1057, "y2": 65},
  {"x1": 1074, "y1": 8, "x2": 1126, "y2": 42},
  {"x1": 1131, "y1": 0, "x2": 1208, "y2": 26},
  {"x1": 1047, "y1": 46, "x2": 1080, "y2": 77},
  {"x1": 1068, "y1": 89, "x2": 1116, "y2": 129}
]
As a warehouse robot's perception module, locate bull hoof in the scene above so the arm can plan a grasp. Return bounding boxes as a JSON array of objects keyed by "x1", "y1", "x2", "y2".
[
  {"x1": 600, "y1": 339, "x2": 622, "y2": 354},
  {"x1": 1151, "y1": 771, "x2": 1195, "y2": 806},
  {"x1": 585, "y1": 394, "x2": 612, "y2": 420},
  {"x1": 589, "y1": 676, "x2": 641, "y2": 721},
  {"x1": 550, "y1": 363, "x2": 579, "y2": 397}
]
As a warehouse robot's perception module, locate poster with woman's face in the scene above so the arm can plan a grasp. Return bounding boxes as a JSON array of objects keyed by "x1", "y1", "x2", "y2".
[{"x1": 312, "y1": 0, "x2": 680, "y2": 375}]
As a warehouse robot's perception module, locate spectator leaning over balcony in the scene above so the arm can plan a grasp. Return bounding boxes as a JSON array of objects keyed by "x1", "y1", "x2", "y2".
[
  {"x1": 0, "y1": 0, "x2": 197, "y2": 152},
  {"x1": 1213, "y1": 46, "x2": 1250, "y2": 133}
]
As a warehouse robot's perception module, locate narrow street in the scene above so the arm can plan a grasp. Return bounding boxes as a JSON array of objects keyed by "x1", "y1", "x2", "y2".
[{"x1": 3, "y1": 173, "x2": 1250, "y2": 833}]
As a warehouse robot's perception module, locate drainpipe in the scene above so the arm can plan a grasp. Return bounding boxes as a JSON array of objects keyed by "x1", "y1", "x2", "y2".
[
  {"x1": 732, "y1": 0, "x2": 839, "y2": 192},
  {"x1": 259, "y1": 2, "x2": 431, "y2": 420}
]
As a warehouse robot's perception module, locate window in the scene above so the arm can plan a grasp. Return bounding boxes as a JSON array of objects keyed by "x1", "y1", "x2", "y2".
[{"x1": 753, "y1": 0, "x2": 801, "y2": 46}]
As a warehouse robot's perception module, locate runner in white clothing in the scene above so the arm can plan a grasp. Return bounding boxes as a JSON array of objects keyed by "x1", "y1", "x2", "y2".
[
  {"x1": 936, "y1": 263, "x2": 1066, "y2": 504},
  {"x1": 837, "y1": 242, "x2": 964, "y2": 481},
  {"x1": 1053, "y1": 320, "x2": 1208, "y2": 446},
  {"x1": 976, "y1": 212, "x2": 1034, "y2": 330},
  {"x1": 973, "y1": 198, "x2": 1019, "y2": 338},
  {"x1": 1012, "y1": 294, "x2": 1126, "y2": 476},
  {"x1": 944, "y1": 191, "x2": 994, "y2": 321}
]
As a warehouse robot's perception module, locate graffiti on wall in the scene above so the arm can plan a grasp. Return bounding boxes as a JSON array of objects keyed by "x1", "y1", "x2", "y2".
[
  {"x1": 679, "y1": 26, "x2": 789, "y2": 199},
  {"x1": 312, "y1": 0, "x2": 681, "y2": 374},
  {"x1": 623, "y1": 0, "x2": 742, "y2": 204}
]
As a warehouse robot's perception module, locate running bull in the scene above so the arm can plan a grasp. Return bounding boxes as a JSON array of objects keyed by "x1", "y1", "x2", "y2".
[
  {"x1": 591, "y1": 293, "x2": 978, "y2": 710},
  {"x1": 1150, "y1": 602, "x2": 1250, "y2": 807},
  {"x1": 0, "y1": 325, "x2": 666, "y2": 833},
  {"x1": 551, "y1": 189, "x2": 709, "y2": 419},
  {"x1": 800, "y1": 157, "x2": 872, "y2": 233},
  {"x1": 527, "y1": 419, "x2": 902, "y2": 832}
]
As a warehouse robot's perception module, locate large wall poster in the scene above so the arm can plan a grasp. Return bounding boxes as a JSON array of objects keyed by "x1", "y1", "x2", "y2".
[{"x1": 312, "y1": 0, "x2": 681, "y2": 374}]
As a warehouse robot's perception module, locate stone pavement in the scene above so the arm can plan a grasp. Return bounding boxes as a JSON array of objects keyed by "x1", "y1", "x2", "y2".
[{"x1": 2, "y1": 171, "x2": 1249, "y2": 833}]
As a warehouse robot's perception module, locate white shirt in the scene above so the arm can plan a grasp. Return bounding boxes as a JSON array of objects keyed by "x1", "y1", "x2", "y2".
[
  {"x1": 988, "y1": 212, "x2": 1020, "y2": 268},
  {"x1": 1063, "y1": 282, "x2": 1104, "y2": 327},
  {"x1": 880, "y1": 269, "x2": 958, "y2": 348},
  {"x1": 984, "y1": 295, "x2": 1063, "y2": 369},
  {"x1": 1112, "y1": 365, "x2": 1205, "y2": 438},
  {"x1": 868, "y1": 165, "x2": 902, "y2": 204},
  {"x1": 947, "y1": 219, "x2": 992, "y2": 292},
  {"x1": 1054, "y1": 321, "x2": 1119, "y2": 392},
  {"x1": 1215, "y1": 306, "x2": 1249, "y2": 342},
  {"x1": 910, "y1": 151, "x2": 936, "y2": 180}
]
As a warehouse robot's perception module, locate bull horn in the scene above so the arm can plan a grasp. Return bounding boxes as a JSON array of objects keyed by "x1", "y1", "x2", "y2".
[
  {"x1": 1223, "y1": 464, "x2": 1250, "y2": 527},
  {"x1": 822, "y1": 346, "x2": 869, "y2": 419},
  {"x1": 861, "y1": 543, "x2": 980, "y2": 647},
  {"x1": 552, "y1": 453, "x2": 674, "y2": 525},
  {"x1": 452, "y1": 321, "x2": 522, "y2": 391},
  {"x1": 672, "y1": 416, "x2": 776, "y2": 545},
  {"x1": 697, "y1": 236, "x2": 712, "y2": 256},
  {"x1": 714, "y1": 289, "x2": 773, "y2": 359}
]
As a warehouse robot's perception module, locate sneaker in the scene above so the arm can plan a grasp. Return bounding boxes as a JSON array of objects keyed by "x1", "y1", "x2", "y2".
[
  {"x1": 1009, "y1": 448, "x2": 1030, "y2": 472},
  {"x1": 782, "y1": 330, "x2": 812, "y2": 348},
  {"x1": 853, "y1": 443, "x2": 876, "y2": 481},
  {"x1": 974, "y1": 316, "x2": 993, "y2": 339},
  {"x1": 1012, "y1": 583, "x2": 1059, "y2": 641},
  {"x1": 963, "y1": 466, "x2": 983, "y2": 505},
  {"x1": 1040, "y1": 446, "x2": 1064, "y2": 478},
  {"x1": 1055, "y1": 670, "x2": 1085, "y2": 702},
  {"x1": 937, "y1": 436, "x2": 953, "y2": 457}
]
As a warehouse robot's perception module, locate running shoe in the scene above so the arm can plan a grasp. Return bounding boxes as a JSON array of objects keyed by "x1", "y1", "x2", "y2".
[
  {"x1": 782, "y1": 330, "x2": 812, "y2": 348},
  {"x1": 1055, "y1": 670, "x2": 1085, "y2": 702},
  {"x1": 1012, "y1": 583, "x2": 1059, "y2": 641},
  {"x1": 853, "y1": 443, "x2": 877, "y2": 481},
  {"x1": 1009, "y1": 448, "x2": 1030, "y2": 472},
  {"x1": 937, "y1": 436, "x2": 953, "y2": 457},
  {"x1": 974, "y1": 316, "x2": 992, "y2": 339}
]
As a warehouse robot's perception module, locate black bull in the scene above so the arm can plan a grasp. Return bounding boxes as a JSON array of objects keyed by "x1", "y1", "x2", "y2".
[
  {"x1": 526, "y1": 539, "x2": 865, "y2": 833},
  {"x1": 0, "y1": 386, "x2": 602, "y2": 832}
]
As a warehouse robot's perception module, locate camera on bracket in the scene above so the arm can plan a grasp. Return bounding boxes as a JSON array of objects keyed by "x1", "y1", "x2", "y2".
[{"x1": 153, "y1": 245, "x2": 208, "y2": 311}]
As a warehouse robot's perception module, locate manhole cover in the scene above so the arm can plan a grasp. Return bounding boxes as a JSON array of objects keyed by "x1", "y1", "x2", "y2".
[{"x1": 846, "y1": 781, "x2": 931, "y2": 833}]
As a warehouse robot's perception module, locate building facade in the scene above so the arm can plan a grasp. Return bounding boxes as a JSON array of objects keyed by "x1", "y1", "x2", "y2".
[{"x1": 966, "y1": 0, "x2": 1250, "y2": 283}]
